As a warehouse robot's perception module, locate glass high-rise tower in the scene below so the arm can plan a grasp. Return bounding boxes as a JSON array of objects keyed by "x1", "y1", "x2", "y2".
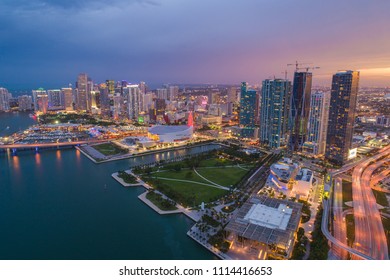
[
  {"x1": 302, "y1": 91, "x2": 330, "y2": 155},
  {"x1": 239, "y1": 82, "x2": 257, "y2": 137},
  {"x1": 289, "y1": 71, "x2": 313, "y2": 152},
  {"x1": 260, "y1": 79, "x2": 291, "y2": 148},
  {"x1": 325, "y1": 70, "x2": 360, "y2": 166},
  {"x1": 75, "y1": 73, "x2": 93, "y2": 112}
]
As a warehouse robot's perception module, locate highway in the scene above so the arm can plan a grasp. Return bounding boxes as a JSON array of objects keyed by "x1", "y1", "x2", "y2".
[
  {"x1": 322, "y1": 145, "x2": 390, "y2": 260},
  {"x1": 351, "y1": 145, "x2": 390, "y2": 260},
  {"x1": 331, "y1": 177, "x2": 348, "y2": 259},
  {"x1": 321, "y1": 199, "x2": 374, "y2": 260},
  {"x1": 370, "y1": 169, "x2": 390, "y2": 194}
]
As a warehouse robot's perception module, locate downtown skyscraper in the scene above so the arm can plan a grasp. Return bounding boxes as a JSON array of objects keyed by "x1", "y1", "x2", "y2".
[
  {"x1": 75, "y1": 73, "x2": 93, "y2": 111},
  {"x1": 0, "y1": 87, "x2": 10, "y2": 112},
  {"x1": 325, "y1": 70, "x2": 360, "y2": 166},
  {"x1": 239, "y1": 82, "x2": 257, "y2": 137},
  {"x1": 260, "y1": 79, "x2": 291, "y2": 148},
  {"x1": 32, "y1": 88, "x2": 49, "y2": 113},
  {"x1": 125, "y1": 84, "x2": 141, "y2": 121},
  {"x1": 289, "y1": 71, "x2": 313, "y2": 152},
  {"x1": 302, "y1": 91, "x2": 330, "y2": 156}
]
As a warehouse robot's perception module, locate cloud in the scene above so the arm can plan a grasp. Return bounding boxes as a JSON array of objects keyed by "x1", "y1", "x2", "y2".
[
  {"x1": 1, "y1": 0, "x2": 159, "y2": 12},
  {"x1": 1, "y1": 0, "x2": 390, "y2": 89}
]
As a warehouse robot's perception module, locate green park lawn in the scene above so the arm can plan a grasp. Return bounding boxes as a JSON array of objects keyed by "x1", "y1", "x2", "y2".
[
  {"x1": 199, "y1": 158, "x2": 235, "y2": 167},
  {"x1": 151, "y1": 170, "x2": 209, "y2": 184},
  {"x1": 145, "y1": 191, "x2": 177, "y2": 211},
  {"x1": 93, "y1": 142, "x2": 127, "y2": 156},
  {"x1": 141, "y1": 156, "x2": 252, "y2": 207},
  {"x1": 196, "y1": 167, "x2": 249, "y2": 186},
  {"x1": 149, "y1": 179, "x2": 228, "y2": 206}
]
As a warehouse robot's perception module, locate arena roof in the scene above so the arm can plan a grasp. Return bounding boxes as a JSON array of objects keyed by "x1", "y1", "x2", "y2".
[{"x1": 148, "y1": 125, "x2": 191, "y2": 135}]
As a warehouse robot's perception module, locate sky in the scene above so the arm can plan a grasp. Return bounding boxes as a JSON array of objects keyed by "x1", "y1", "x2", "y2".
[{"x1": 0, "y1": 0, "x2": 390, "y2": 91}]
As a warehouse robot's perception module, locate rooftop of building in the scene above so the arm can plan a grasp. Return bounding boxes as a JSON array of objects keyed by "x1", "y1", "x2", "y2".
[
  {"x1": 148, "y1": 124, "x2": 192, "y2": 134},
  {"x1": 244, "y1": 203, "x2": 292, "y2": 231},
  {"x1": 270, "y1": 158, "x2": 297, "y2": 181},
  {"x1": 225, "y1": 195, "x2": 302, "y2": 247},
  {"x1": 295, "y1": 168, "x2": 313, "y2": 182}
]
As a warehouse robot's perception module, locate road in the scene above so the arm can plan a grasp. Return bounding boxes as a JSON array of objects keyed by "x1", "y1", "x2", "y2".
[
  {"x1": 370, "y1": 169, "x2": 390, "y2": 194},
  {"x1": 351, "y1": 145, "x2": 390, "y2": 260},
  {"x1": 321, "y1": 199, "x2": 373, "y2": 260},
  {"x1": 331, "y1": 177, "x2": 348, "y2": 259}
]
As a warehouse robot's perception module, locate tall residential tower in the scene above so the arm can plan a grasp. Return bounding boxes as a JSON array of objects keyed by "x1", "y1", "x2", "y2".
[
  {"x1": 289, "y1": 71, "x2": 313, "y2": 152},
  {"x1": 260, "y1": 79, "x2": 291, "y2": 148},
  {"x1": 239, "y1": 82, "x2": 257, "y2": 137},
  {"x1": 325, "y1": 70, "x2": 360, "y2": 166},
  {"x1": 302, "y1": 91, "x2": 330, "y2": 156}
]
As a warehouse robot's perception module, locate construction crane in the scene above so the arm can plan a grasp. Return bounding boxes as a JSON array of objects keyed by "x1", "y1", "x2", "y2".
[
  {"x1": 281, "y1": 70, "x2": 288, "y2": 80},
  {"x1": 287, "y1": 61, "x2": 314, "y2": 72},
  {"x1": 296, "y1": 66, "x2": 320, "y2": 72}
]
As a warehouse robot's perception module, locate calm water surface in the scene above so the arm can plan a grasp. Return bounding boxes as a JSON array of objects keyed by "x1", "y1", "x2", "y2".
[{"x1": 0, "y1": 112, "x2": 215, "y2": 260}]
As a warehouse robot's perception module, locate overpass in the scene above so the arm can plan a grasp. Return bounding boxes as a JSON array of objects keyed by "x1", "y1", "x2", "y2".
[{"x1": 321, "y1": 199, "x2": 374, "y2": 260}]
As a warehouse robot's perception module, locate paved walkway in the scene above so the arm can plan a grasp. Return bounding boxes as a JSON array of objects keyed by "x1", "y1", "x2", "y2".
[
  {"x1": 193, "y1": 168, "x2": 229, "y2": 190},
  {"x1": 237, "y1": 164, "x2": 249, "y2": 171}
]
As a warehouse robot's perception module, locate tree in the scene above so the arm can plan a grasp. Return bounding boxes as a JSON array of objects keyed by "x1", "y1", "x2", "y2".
[{"x1": 173, "y1": 163, "x2": 182, "y2": 172}]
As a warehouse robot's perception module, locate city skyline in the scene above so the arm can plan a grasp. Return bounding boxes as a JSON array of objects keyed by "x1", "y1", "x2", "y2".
[{"x1": 1, "y1": 0, "x2": 390, "y2": 90}]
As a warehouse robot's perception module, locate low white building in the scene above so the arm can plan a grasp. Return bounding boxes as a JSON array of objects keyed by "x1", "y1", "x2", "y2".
[{"x1": 291, "y1": 168, "x2": 313, "y2": 201}]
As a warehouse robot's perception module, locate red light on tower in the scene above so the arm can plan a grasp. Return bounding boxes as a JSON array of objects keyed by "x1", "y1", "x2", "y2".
[{"x1": 187, "y1": 111, "x2": 193, "y2": 127}]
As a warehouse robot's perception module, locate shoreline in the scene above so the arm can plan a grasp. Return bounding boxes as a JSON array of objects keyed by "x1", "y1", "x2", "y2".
[
  {"x1": 111, "y1": 168, "x2": 228, "y2": 259},
  {"x1": 78, "y1": 140, "x2": 219, "y2": 164}
]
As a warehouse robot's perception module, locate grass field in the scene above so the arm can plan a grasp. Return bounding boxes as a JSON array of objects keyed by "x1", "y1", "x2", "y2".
[
  {"x1": 93, "y1": 142, "x2": 127, "y2": 156},
  {"x1": 199, "y1": 158, "x2": 235, "y2": 167},
  {"x1": 142, "y1": 156, "x2": 252, "y2": 206},
  {"x1": 146, "y1": 191, "x2": 177, "y2": 211},
  {"x1": 150, "y1": 179, "x2": 228, "y2": 206},
  {"x1": 117, "y1": 171, "x2": 139, "y2": 184},
  {"x1": 151, "y1": 170, "x2": 208, "y2": 184},
  {"x1": 196, "y1": 167, "x2": 248, "y2": 186}
]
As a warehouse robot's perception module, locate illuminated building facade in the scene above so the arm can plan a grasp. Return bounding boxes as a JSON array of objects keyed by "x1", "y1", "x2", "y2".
[
  {"x1": 239, "y1": 82, "x2": 256, "y2": 137},
  {"x1": 36, "y1": 93, "x2": 49, "y2": 114},
  {"x1": 125, "y1": 85, "x2": 141, "y2": 120},
  {"x1": 75, "y1": 73, "x2": 93, "y2": 112},
  {"x1": 260, "y1": 79, "x2": 291, "y2": 148},
  {"x1": 47, "y1": 89, "x2": 64, "y2": 110},
  {"x1": 62, "y1": 88, "x2": 74, "y2": 111},
  {"x1": 302, "y1": 91, "x2": 330, "y2": 155},
  {"x1": 289, "y1": 72, "x2": 312, "y2": 152},
  {"x1": 32, "y1": 88, "x2": 49, "y2": 112},
  {"x1": 0, "y1": 87, "x2": 10, "y2": 112},
  {"x1": 325, "y1": 70, "x2": 360, "y2": 166},
  {"x1": 168, "y1": 85, "x2": 179, "y2": 101},
  {"x1": 18, "y1": 95, "x2": 33, "y2": 111},
  {"x1": 225, "y1": 195, "x2": 302, "y2": 259}
]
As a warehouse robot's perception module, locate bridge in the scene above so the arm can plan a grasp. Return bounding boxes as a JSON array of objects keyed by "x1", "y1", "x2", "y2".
[{"x1": 0, "y1": 139, "x2": 108, "y2": 150}]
